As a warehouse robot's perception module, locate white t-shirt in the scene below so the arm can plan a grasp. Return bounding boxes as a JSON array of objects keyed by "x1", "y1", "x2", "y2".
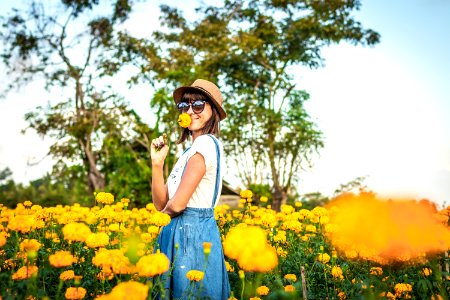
[{"x1": 167, "y1": 135, "x2": 224, "y2": 208}]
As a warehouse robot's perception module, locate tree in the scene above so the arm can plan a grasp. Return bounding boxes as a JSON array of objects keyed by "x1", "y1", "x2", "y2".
[
  {"x1": 0, "y1": 0, "x2": 151, "y2": 196},
  {"x1": 116, "y1": 0, "x2": 380, "y2": 210}
]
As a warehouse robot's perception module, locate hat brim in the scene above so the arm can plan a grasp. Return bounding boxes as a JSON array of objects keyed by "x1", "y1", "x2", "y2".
[{"x1": 173, "y1": 86, "x2": 227, "y2": 121}]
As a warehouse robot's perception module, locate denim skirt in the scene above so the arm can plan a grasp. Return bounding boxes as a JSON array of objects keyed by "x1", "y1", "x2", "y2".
[{"x1": 156, "y1": 207, "x2": 231, "y2": 299}]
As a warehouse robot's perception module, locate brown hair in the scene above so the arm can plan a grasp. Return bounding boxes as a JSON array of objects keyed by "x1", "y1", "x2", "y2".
[{"x1": 177, "y1": 91, "x2": 221, "y2": 144}]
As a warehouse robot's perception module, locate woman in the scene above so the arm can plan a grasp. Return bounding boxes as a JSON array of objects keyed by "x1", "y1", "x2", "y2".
[{"x1": 150, "y1": 79, "x2": 231, "y2": 299}]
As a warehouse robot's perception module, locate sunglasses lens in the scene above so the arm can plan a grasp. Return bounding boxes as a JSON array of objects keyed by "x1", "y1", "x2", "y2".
[
  {"x1": 177, "y1": 102, "x2": 189, "y2": 113},
  {"x1": 192, "y1": 100, "x2": 206, "y2": 113}
]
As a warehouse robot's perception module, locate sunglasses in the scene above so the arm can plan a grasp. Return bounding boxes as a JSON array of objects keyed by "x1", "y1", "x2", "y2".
[{"x1": 176, "y1": 100, "x2": 207, "y2": 114}]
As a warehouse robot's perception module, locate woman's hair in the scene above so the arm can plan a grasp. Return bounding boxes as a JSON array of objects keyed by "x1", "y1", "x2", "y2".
[{"x1": 177, "y1": 91, "x2": 221, "y2": 144}]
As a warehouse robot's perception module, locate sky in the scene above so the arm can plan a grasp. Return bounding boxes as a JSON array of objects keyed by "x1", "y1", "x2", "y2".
[{"x1": 0, "y1": 0, "x2": 449, "y2": 206}]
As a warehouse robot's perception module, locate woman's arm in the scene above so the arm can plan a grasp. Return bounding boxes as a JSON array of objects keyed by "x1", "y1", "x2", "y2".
[
  {"x1": 150, "y1": 136, "x2": 169, "y2": 211},
  {"x1": 161, "y1": 153, "x2": 206, "y2": 217}
]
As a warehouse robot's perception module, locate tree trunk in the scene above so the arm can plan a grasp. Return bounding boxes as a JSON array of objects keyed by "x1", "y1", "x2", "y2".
[
  {"x1": 272, "y1": 186, "x2": 287, "y2": 211},
  {"x1": 79, "y1": 138, "x2": 105, "y2": 194}
]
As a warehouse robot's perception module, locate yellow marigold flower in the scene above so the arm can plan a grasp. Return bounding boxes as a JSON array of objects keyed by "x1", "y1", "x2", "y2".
[
  {"x1": 62, "y1": 223, "x2": 92, "y2": 242},
  {"x1": 284, "y1": 285, "x2": 295, "y2": 292},
  {"x1": 260, "y1": 196, "x2": 268, "y2": 203},
  {"x1": 305, "y1": 224, "x2": 317, "y2": 233},
  {"x1": 284, "y1": 274, "x2": 297, "y2": 282},
  {"x1": 178, "y1": 113, "x2": 192, "y2": 128},
  {"x1": 294, "y1": 201, "x2": 302, "y2": 207},
  {"x1": 92, "y1": 249, "x2": 133, "y2": 275},
  {"x1": 149, "y1": 211, "x2": 171, "y2": 227},
  {"x1": 8, "y1": 215, "x2": 36, "y2": 233},
  {"x1": 19, "y1": 239, "x2": 41, "y2": 252},
  {"x1": 370, "y1": 267, "x2": 383, "y2": 276},
  {"x1": 225, "y1": 261, "x2": 234, "y2": 272},
  {"x1": 240, "y1": 189, "x2": 253, "y2": 199},
  {"x1": 186, "y1": 270, "x2": 204, "y2": 282},
  {"x1": 96, "y1": 281, "x2": 148, "y2": 300},
  {"x1": 281, "y1": 205, "x2": 295, "y2": 214},
  {"x1": 12, "y1": 265, "x2": 38, "y2": 280},
  {"x1": 338, "y1": 291, "x2": 347, "y2": 300},
  {"x1": 312, "y1": 206, "x2": 329, "y2": 217},
  {"x1": 238, "y1": 270, "x2": 245, "y2": 279},
  {"x1": 431, "y1": 295, "x2": 444, "y2": 300},
  {"x1": 109, "y1": 223, "x2": 120, "y2": 232},
  {"x1": 65, "y1": 287, "x2": 87, "y2": 300},
  {"x1": 96, "y1": 192, "x2": 115, "y2": 205},
  {"x1": 60, "y1": 270, "x2": 75, "y2": 281},
  {"x1": 85, "y1": 232, "x2": 109, "y2": 248},
  {"x1": 147, "y1": 225, "x2": 160, "y2": 236},
  {"x1": 135, "y1": 253, "x2": 170, "y2": 277},
  {"x1": 237, "y1": 244, "x2": 278, "y2": 272},
  {"x1": 223, "y1": 226, "x2": 267, "y2": 260},
  {"x1": 331, "y1": 266, "x2": 344, "y2": 279},
  {"x1": 49, "y1": 251, "x2": 76, "y2": 268},
  {"x1": 317, "y1": 253, "x2": 331, "y2": 264},
  {"x1": 256, "y1": 285, "x2": 269, "y2": 296},
  {"x1": 120, "y1": 198, "x2": 130, "y2": 204},
  {"x1": 23, "y1": 201, "x2": 33, "y2": 207},
  {"x1": 203, "y1": 242, "x2": 212, "y2": 254},
  {"x1": 249, "y1": 298, "x2": 261, "y2": 300},
  {"x1": 423, "y1": 267, "x2": 432, "y2": 276}
]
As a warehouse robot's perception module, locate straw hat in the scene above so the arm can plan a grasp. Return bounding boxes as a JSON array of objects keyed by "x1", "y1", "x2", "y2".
[{"x1": 173, "y1": 79, "x2": 227, "y2": 120}]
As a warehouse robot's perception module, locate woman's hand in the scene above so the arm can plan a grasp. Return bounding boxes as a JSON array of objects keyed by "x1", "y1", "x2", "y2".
[{"x1": 150, "y1": 135, "x2": 169, "y2": 167}]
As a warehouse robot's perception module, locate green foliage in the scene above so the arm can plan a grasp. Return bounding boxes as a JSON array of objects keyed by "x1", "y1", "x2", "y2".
[{"x1": 112, "y1": 0, "x2": 380, "y2": 210}]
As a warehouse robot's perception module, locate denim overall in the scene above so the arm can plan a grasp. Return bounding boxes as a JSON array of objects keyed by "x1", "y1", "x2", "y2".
[{"x1": 156, "y1": 135, "x2": 231, "y2": 299}]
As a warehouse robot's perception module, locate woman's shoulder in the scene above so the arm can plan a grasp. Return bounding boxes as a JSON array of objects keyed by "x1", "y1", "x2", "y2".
[{"x1": 192, "y1": 134, "x2": 222, "y2": 148}]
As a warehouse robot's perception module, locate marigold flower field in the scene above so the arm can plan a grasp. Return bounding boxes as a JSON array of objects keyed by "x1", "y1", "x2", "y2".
[{"x1": 0, "y1": 191, "x2": 449, "y2": 299}]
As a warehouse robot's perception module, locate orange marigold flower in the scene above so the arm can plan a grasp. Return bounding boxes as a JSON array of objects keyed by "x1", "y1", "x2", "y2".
[
  {"x1": 370, "y1": 267, "x2": 383, "y2": 276},
  {"x1": 23, "y1": 201, "x2": 33, "y2": 207},
  {"x1": 135, "y1": 253, "x2": 170, "y2": 277},
  {"x1": 0, "y1": 232, "x2": 8, "y2": 247},
  {"x1": 256, "y1": 285, "x2": 270, "y2": 296},
  {"x1": 62, "y1": 223, "x2": 92, "y2": 242},
  {"x1": 394, "y1": 283, "x2": 412, "y2": 297},
  {"x1": 60, "y1": 270, "x2": 75, "y2": 281},
  {"x1": 186, "y1": 270, "x2": 204, "y2": 282},
  {"x1": 284, "y1": 285, "x2": 295, "y2": 292},
  {"x1": 284, "y1": 274, "x2": 297, "y2": 282},
  {"x1": 8, "y1": 215, "x2": 36, "y2": 233},
  {"x1": 203, "y1": 242, "x2": 212, "y2": 254},
  {"x1": 12, "y1": 265, "x2": 38, "y2": 280},
  {"x1": 65, "y1": 287, "x2": 87, "y2": 300},
  {"x1": 49, "y1": 251, "x2": 76, "y2": 268},
  {"x1": 20, "y1": 239, "x2": 41, "y2": 252},
  {"x1": 95, "y1": 281, "x2": 148, "y2": 300}
]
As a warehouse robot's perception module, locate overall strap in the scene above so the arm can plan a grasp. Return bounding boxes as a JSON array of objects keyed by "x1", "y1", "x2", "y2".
[
  {"x1": 207, "y1": 134, "x2": 221, "y2": 208},
  {"x1": 181, "y1": 147, "x2": 191, "y2": 176}
]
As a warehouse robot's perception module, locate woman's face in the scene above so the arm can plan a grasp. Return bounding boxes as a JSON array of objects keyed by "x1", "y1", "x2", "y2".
[{"x1": 187, "y1": 100, "x2": 212, "y2": 133}]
